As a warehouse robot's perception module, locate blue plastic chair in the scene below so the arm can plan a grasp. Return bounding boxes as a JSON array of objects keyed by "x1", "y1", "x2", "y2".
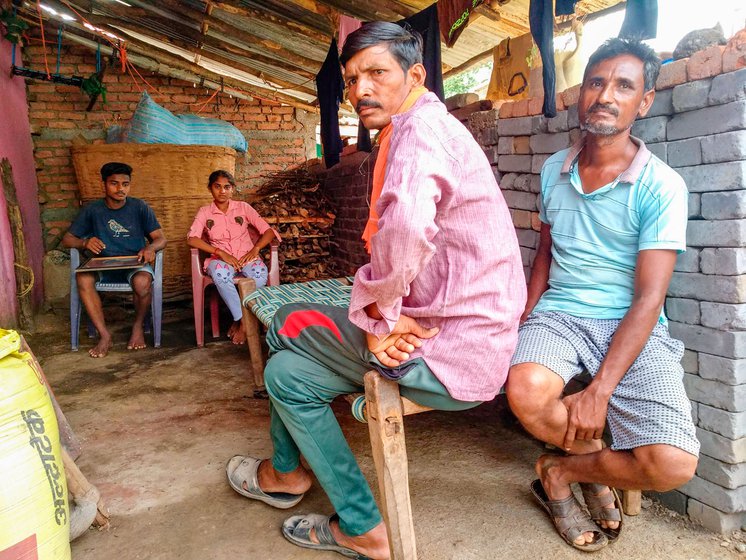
[{"x1": 69, "y1": 248, "x2": 163, "y2": 351}]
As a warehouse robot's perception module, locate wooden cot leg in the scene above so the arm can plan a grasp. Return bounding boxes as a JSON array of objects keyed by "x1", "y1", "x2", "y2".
[
  {"x1": 237, "y1": 279, "x2": 266, "y2": 396},
  {"x1": 61, "y1": 447, "x2": 110, "y2": 529},
  {"x1": 364, "y1": 371, "x2": 417, "y2": 560},
  {"x1": 622, "y1": 489, "x2": 641, "y2": 516}
]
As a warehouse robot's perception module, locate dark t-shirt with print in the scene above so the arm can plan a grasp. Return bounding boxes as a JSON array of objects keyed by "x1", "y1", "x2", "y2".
[{"x1": 68, "y1": 197, "x2": 161, "y2": 256}]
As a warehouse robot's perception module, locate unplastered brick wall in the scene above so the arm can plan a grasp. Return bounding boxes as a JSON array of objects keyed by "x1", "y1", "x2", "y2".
[
  {"x1": 468, "y1": 39, "x2": 746, "y2": 533},
  {"x1": 311, "y1": 149, "x2": 374, "y2": 274},
  {"x1": 23, "y1": 40, "x2": 316, "y2": 251}
]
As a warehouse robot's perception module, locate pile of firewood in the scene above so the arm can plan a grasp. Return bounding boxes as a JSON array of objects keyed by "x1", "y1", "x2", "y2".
[{"x1": 245, "y1": 167, "x2": 341, "y2": 283}]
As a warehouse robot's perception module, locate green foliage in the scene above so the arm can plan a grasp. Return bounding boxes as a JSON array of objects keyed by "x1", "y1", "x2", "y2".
[
  {"x1": 443, "y1": 61, "x2": 492, "y2": 97},
  {"x1": 0, "y1": 9, "x2": 29, "y2": 46}
]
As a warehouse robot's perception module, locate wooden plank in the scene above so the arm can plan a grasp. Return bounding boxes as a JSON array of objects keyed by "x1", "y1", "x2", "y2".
[
  {"x1": 61, "y1": 447, "x2": 110, "y2": 529},
  {"x1": 364, "y1": 371, "x2": 417, "y2": 560},
  {"x1": 237, "y1": 278, "x2": 266, "y2": 394},
  {"x1": 1, "y1": 159, "x2": 34, "y2": 332}
]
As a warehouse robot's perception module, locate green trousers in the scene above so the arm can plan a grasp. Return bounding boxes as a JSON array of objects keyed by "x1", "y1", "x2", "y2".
[{"x1": 264, "y1": 303, "x2": 480, "y2": 536}]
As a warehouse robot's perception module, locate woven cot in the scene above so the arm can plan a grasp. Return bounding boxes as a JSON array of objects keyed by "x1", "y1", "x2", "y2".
[
  {"x1": 71, "y1": 144, "x2": 237, "y2": 298},
  {"x1": 242, "y1": 277, "x2": 354, "y2": 328}
]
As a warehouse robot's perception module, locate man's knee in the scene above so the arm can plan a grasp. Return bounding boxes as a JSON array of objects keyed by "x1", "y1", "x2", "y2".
[
  {"x1": 264, "y1": 351, "x2": 302, "y2": 401},
  {"x1": 131, "y1": 273, "x2": 152, "y2": 297},
  {"x1": 633, "y1": 445, "x2": 697, "y2": 491},
  {"x1": 506, "y1": 363, "x2": 563, "y2": 418},
  {"x1": 76, "y1": 272, "x2": 96, "y2": 292}
]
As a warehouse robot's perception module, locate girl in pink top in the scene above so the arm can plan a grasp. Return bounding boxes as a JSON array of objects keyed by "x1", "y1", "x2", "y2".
[{"x1": 187, "y1": 170, "x2": 279, "y2": 344}]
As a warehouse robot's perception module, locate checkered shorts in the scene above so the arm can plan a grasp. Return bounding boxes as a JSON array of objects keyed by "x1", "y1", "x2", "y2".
[{"x1": 511, "y1": 311, "x2": 699, "y2": 456}]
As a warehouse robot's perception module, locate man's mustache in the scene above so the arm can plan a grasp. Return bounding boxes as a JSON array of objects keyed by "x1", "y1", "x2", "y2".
[
  {"x1": 356, "y1": 99, "x2": 382, "y2": 112},
  {"x1": 588, "y1": 103, "x2": 618, "y2": 116}
]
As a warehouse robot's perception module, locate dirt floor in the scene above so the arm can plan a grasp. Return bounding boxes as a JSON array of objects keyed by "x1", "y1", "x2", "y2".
[{"x1": 25, "y1": 301, "x2": 745, "y2": 560}]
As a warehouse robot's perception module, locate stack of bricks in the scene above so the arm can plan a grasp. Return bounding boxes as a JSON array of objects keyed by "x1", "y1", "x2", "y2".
[
  {"x1": 23, "y1": 39, "x2": 316, "y2": 252},
  {"x1": 466, "y1": 38, "x2": 746, "y2": 533}
]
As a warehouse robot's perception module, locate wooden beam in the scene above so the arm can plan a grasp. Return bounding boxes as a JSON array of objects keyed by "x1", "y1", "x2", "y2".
[
  {"x1": 442, "y1": 45, "x2": 494, "y2": 79},
  {"x1": 194, "y1": 1, "x2": 213, "y2": 65},
  {"x1": 54, "y1": 24, "x2": 320, "y2": 112},
  {"x1": 100, "y1": 19, "x2": 318, "y2": 95},
  {"x1": 75, "y1": 8, "x2": 319, "y2": 83},
  {"x1": 212, "y1": 0, "x2": 332, "y2": 43},
  {"x1": 131, "y1": 0, "x2": 325, "y2": 70}
]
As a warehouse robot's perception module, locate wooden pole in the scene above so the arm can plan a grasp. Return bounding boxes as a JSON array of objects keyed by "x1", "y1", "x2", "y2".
[{"x1": 1, "y1": 159, "x2": 35, "y2": 332}]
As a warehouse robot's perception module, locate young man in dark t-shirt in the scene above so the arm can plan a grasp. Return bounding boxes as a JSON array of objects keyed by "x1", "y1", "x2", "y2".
[{"x1": 63, "y1": 162, "x2": 167, "y2": 357}]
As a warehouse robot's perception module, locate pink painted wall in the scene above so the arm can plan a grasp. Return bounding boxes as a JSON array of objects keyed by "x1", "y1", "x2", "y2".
[{"x1": 0, "y1": 36, "x2": 45, "y2": 326}]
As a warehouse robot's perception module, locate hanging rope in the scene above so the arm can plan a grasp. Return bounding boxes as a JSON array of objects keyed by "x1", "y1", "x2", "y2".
[
  {"x1": 14, "y1": 263, "x2": 35, "y2": 298},
  {"x1": 35, "y1": 1, "x2": 51, "y2": 79},
  {"x1": 56, "y1": 25, "x2": 63, "y2": 75},
  {"x1": 196, "y1": 88, "x2": 219, "y2": 114},
  {"x1": 96, "y1": 41, "x2": 101, "y2": 73}
]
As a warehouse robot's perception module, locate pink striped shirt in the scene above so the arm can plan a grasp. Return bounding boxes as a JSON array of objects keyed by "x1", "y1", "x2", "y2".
[{"x1": 349, "y1": 93, "x2": 526, "y2": 402}]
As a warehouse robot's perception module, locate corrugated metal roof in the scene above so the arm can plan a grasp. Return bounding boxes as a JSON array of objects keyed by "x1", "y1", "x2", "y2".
[{"x1": 27, "y1": 0, "x2": 625, "y2": 110}]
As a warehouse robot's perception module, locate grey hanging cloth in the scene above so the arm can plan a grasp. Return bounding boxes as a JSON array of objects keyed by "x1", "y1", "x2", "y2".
[
  {"x1": 619, "y1": 0, "x2": 658, "y2": 40},
  {"x1": 316, "y1": 38, "x2": 344, "y2": 168}
]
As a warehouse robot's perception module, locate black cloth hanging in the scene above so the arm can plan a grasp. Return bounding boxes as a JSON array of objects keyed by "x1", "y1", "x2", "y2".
[
  {"x1": 555, "y1": 0, "x2": 578, "y2": 16},
  {"x1": 619, "y1": 0, "x2": 658, "y2": 40},
  {"x1": 398, "y1": 4, "x2": 445, "y2": 102},
  {"x1": 358, "y1": 4, "x2": 446, "y2": 151},
  {"x1": 315, "y1": 38, "x2": 344, "y2": 168},
  {"x1": 529, "y1": 0, "x2": 557, "y2": 118}
]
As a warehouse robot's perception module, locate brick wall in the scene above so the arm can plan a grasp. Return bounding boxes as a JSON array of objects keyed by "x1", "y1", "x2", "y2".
[
  {"x1": 314, "y1": 37, "x2": 746, "y2": 533},
  {"x1": 313, "y1": 149, "x2": 374, "y2": 275},
  {"x1": 23, "y1": 41, "x2": 317, "y2": 251}
]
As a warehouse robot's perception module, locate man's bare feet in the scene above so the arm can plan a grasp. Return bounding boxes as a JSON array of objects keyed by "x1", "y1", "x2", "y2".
[
  {"x1": 89, "y1": 335, "x2": 113, "y2": 358},
  {"x1": 536, "y1": 455, "x2": 596, "y2": 546},
  {"x1": 251, "y1": 460, "x2": 313, "y2": 495},
  {"x1": 127, "y1": 324, "x2": 147, "y2": 350},
  {"x1": 230, "y1": 320, "x2": 246, "y2": 345},
  {"x1": 227, "y1": 321, "x2": 238, "y2": 338}
]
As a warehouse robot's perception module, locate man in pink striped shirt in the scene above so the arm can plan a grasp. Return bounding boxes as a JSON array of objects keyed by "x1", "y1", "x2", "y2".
[{"x1": 225, "y1": 22, "x2": 525, "y2": 559}]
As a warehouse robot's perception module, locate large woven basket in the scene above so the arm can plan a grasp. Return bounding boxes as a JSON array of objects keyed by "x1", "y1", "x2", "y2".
[{"x1": 71, "y1": 144, "x2": 237, "y2": 298}]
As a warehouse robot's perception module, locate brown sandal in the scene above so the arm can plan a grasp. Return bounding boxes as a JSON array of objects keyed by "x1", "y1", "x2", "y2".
[
  {"x1": 580, "y1": 483, "x2": 624, "y2": 541},
  {"x1": 530, "y1": 479, "x2": 609, "y2": 552}
]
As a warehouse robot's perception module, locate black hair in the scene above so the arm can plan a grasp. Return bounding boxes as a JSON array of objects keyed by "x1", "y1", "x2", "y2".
[
  {"x1": 207, "y1": 169, "x2": 236, "y2": 188},
  {"x1": 100, "y1": 162, "x2": 132, "y2": 182},
  {"x1": 583, "y1": 37, "x2": 661, "y2": 91},
  {"x1": 340, "y1": 21, "x2": 423, "y2": 73}
]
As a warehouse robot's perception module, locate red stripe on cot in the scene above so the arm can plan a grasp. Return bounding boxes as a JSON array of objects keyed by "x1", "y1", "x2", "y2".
[{"x1": 277, "y1": 310, "x2": 343, "y2": 343}]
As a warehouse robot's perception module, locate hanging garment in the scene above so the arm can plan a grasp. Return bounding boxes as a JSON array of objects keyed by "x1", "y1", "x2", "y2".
[
  {"x1": 486, "y1": 33, "x2": 534, "y2": 101},
  {"x1": 338, "y1": 14, "x2": 362, "y2": 52},
  {"x1": 555, "y1": 0, "x2": 578, "y2": 16},
  {"x1": 529, "y1": 0, "x2": 557, "y2": 118},
  {"x1": 437, "y1": 0, "x2": 485, "y2": 48},
  {"x1": 315, "y1": 38, "x2": 344, "y2": 168},
  {"x1": 359, "y1": 6, "x2": 445, "y2": 151},
  {"x1": 399, "y1": 4, "x2": 445, "y2": 102},
  {"x1": 619, "y1": 0, "x2": 658, "y2": 40}
]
